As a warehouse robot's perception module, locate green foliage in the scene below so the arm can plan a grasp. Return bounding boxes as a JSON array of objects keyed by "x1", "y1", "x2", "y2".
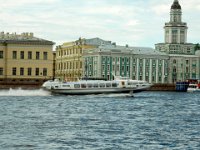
[{"x1": 194, "y1": 43, "x2": 200, "y2": 51}]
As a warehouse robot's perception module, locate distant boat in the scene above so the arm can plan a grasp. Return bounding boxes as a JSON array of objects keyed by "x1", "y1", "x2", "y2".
[
  {"x1": 187, "y1": 83, "x2": 200, "y2": 92},
  {"x1": 42, "y1": 76, "x2": 152, "y2": 95}
]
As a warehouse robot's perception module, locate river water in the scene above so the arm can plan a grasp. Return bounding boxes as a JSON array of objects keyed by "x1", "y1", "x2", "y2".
[{"x1": 0, "y1": 89, "x2": 200, "y2": 150}]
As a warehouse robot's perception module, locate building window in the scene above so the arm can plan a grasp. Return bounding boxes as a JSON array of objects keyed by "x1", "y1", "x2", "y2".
[
  {"x1": 152, "y1": 60, "x2": 156, "y2": 65},
  {"x1": 133, "y1": 59, "x2": 136, "y2": 64},
  {"x1": 112, "y1": 65, "x2": 115, "y2": 71},
  {"x1": 180, "y1": 30, "x2": 185, "y2": 43},
  {"x1": 20, "y1": 51, "x2": 24, "y2": 59},
  {"x1": 145, "y1": 67, "x2": 149, "y2": 73},
  {"x1": 0, "y1": 68, "x2": 3, "y2": 75},
  {"x1": 152, "y1": 76, "x2": 155, "y2": 82},
  {"x1": 133, "y1": 66, "x2": 136, "y2": 72},
  {"x1": 43, "y1": 52, "x2": 48, "y2": 60},
  {"x1": 43, "y1": 68, "x2": 47, "y2": 76},
  {"x1": 13, "y1": 51, "x2": 17, "y2": 59},
  {"x1": 36, "y1": 52, "x2": 40, "y2": 60},
  {"x1": 139, "y1": 76, "x2": 142, "y2": 80},
  {"x1": 116, "y1": 65, "x2": 119, "y2": 71},
  {"x1": 127, "y1": 58, "x2": 130, "y2": 63},
  {"x1": 139, "y1": 59, "x2": 143, "y2": 64},
  {"x1": 0, "y1": 51, "x2": 3, "y2": 59},
  {"x1": 12, "y1": 67, "x2": 17, "y2": 75},
  {"x1": 146, "y1": 60, "x2": 149, "y2": 66},
  {"x1": 28, "y1": 51, "x2": 32, "y2": 59},
  {"x1": 186, "y1": 67, "x2": 189, "y2": 73},
  {"x1": 35, "y1": 68, "x2": 39, "y2": 76},
  {"x1": 122, "y1": 66, "x2": 124, "y2": 72},
  {"x1": 187, "y1": 48, "x2": 190, "y2": 54},
  {"x1": 159, "y1": 66, "x2": 162, "y2": 73},
  {"x1": 20, "y1": 68, "x2": 24, "y2": 76},
  {"x1": 140, "y1": 66, "x2": 143, "y2": 73},
  {"x1": 172, "y1": 30, "x2": 178, "y2": 43},
  {"x1": 80, "y1": 62, "x2": 82, "y2": 69},
  {"x1": 186, "y1": 60, "x2": 189, "y2": 65},
  {"x1": 107, "y1": 57, "x2": 110, "y2": 63},
  {"x1": 89, "y1": 64, "x2": 92, "y2": 71},
  {"x1": 102, "y1": 65, "x2": 105, "y2": 71},
  {"x1": 145, "y1": 76, "x2": 148, "y2": 81},
  {"x1": 122, "y1": 58, "x2": 124, "y2": 63},
  {"x1": 126, "y1": 66, "x2": 129, "y2": 72},
  {"x1": 28, "y1": 68, "x2": 32, "y2": 76},
  {"x1": 159, "y1": 76, "x2": 162, "y2": 82},
  {"x1": 107, "y1": 65, "x2": 110, "y2": 71},
  {"x1": 107, "y1": 75, "x2": 110, "y2": 80}
]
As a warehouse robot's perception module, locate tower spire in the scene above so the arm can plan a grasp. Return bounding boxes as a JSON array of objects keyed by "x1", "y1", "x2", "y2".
[{"x1": 171, "y1": 0, "x2": 181, "y2": 9}]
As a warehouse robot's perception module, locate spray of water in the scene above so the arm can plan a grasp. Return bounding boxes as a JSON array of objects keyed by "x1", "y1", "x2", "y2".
[{"x1": 0, "y1": 88, "x2": 51, "y2": 96}]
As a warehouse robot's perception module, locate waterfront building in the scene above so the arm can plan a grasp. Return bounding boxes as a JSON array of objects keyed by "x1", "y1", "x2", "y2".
[
  {"x1": 55, "y1": 37, "x2": 112, "y2": 81},
  {"x1": 83, "y1": 45, "x2": 169, "y2": 84},
  {"x1": 0, "y1": 32, "x2": 54, "y2": 85},
  {"x1": 155, "y1": 0, "x2": 200, "y2": 83}
]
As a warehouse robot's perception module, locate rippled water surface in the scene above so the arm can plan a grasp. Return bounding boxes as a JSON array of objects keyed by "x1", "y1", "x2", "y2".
[{"x1": 0, "y1": 89, "x2": 200, "y2": 150}]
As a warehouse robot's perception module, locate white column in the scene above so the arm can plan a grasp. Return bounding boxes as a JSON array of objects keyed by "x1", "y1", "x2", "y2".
[
  {"x1": 143, "y1": 59, "x2": 146, "y2": 80},
  {"x1": 178, "y1": 29, "x2": 181, "y2": 44},
  {"x1": 130, "y1": 56, "x2": 133, "y2": 79},
  {"x1": 162, "y1": 60, "x2": 165, "y2": 83},
  {"x1": 156, "y1": 59, "x2": 159, "y2": 83},
  {"x1": 97, "y1": 55, "x2": 101, "y2": 77},
  {"x1": 136, "y1": 58, "x2": 139, "y2": 80},
  {"x1": 149, "y1": 59, "x2": 152, "y2": 83}
]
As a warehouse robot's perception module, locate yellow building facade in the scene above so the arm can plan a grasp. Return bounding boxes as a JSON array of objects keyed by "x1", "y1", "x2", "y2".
[
  {"x1": 0, "y1": 32, "x2": 54, "y2": 85},
  {"x1": 56, "y1": 37, "x2": 111, "y2": 81}
]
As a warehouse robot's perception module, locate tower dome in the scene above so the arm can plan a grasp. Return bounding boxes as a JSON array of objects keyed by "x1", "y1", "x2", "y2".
[{"x1": 171, "y1": 0, "x2": 181, "y2": 9}]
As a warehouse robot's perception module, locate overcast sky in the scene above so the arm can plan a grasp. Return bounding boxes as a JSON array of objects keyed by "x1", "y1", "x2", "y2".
[{"x1": 0, "y1": 0, "x2": 200, "y2": 48}]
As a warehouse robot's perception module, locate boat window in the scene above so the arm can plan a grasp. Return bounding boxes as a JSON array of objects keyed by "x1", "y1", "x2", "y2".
[
  {"x1": 62, "y1": 85, "x2": 70, "y2": 88},
  {"x1": 81, "y1": 84, "x2": 86, "y2": 88},
  {"x1": 100, "y1": 83, "x2": 105, "y2": 88},
  {"x1": 106, "y1": 83, "x2": 111, "y2": 87},
  {"x1": 93, "y1": 84, "x2": 98, "y2": 88},
  {"x1": 74, "y1": 84, "x2": 80, "y2": 88},
  {"x1": 189, "y1": 85, "x2": 196, "y2": 88},
  {"x1": 87, "y1": 84, "x2": 92, "y2": 88},
  {"x1": 112, "y1": 83, "x2": 117, "y2": 87}
]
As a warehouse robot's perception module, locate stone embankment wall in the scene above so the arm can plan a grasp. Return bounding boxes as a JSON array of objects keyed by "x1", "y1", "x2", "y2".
[
  {"x1": 149, "y1": 84, "x2": 175, "y2": 91},
  {"x1": 0, "y1": 83, "x2": 42, "y2": 90}
]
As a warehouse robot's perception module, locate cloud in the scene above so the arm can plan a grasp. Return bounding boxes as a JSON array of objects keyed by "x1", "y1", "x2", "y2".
[{"x1": 0, "y1": 0, "x2": 199, "y2": 48}]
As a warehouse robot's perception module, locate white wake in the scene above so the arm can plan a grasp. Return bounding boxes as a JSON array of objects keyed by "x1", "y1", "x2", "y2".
[{"x1": 0, "y1": 88, "x2": 51, "y2": 96}]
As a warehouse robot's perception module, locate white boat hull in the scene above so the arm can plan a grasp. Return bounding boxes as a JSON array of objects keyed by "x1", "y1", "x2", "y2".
[
  {"x1": 42, "y1": 77, "x2": 151, "y2": 95},
  {"x1": 187, "y1": 88, "x2": 200, "y2": 92},
  {"x1": 49, "y1": 87, "x2": 149, "y2": 95},
  {"x1": 187, "y1": 83, "x2": 200, "y2": 92}
]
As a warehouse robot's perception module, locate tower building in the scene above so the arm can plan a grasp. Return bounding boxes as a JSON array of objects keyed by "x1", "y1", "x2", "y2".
[
  {"x1": 155, "y1": 0, "x2": 200, "y2": 83},
  {"x1": 165, "y1": 0, "x2": 187, "y2": 44},
  {"x1": 155, "y1": 0, "x2": 194, "y2": 55}
]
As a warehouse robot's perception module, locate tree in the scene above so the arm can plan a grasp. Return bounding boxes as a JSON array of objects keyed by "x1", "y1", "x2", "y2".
[{"x1": 194, "y1": 43, "x2": 200, "y2": 51}]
